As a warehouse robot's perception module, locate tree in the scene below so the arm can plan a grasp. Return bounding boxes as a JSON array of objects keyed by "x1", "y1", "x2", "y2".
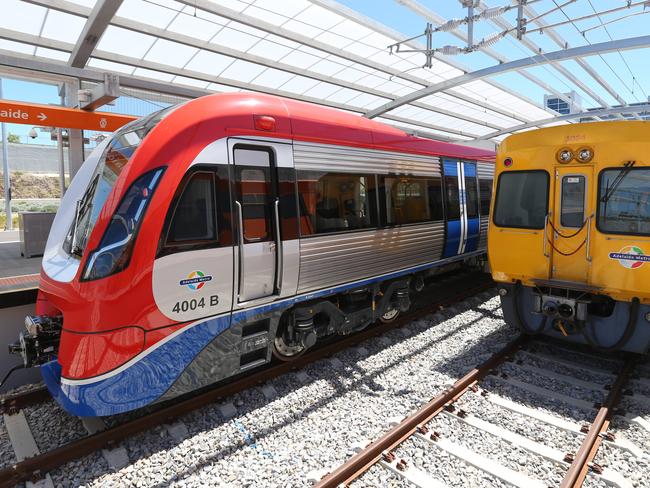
[{"x1": 7, "y1": 133, "x2": 20, "y2": 144}]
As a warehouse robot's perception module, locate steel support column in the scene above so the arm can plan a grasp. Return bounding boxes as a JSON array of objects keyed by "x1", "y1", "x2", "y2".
[
  {"x1": 0, "y1": 78, "x2": 11, "y2": 230},
  {"x1": 63, "y1": 80, "x2": 84, "y2": 180}
]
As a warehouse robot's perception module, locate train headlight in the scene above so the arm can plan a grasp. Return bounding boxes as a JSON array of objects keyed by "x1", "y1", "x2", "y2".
[
  {"x1": 503, "y1": 157, "x2": 513, "y2": 167},
  {"x1": 556, "y1": 148, "x2": 573, "y2": 163},
  {"x1": 577, "y1": 147, "x2": 594, "y2": 163},
  {"x1": 645, "y1": 312, "x2": 650, "y2": 323}
]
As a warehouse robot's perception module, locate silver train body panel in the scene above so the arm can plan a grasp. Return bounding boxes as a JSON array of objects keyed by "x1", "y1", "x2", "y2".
[
  {"x1": 297, "y1": 222, "x2": 445, "y2": 293},
  {"x1": 477, "y1": 161, "x2": 494, "y2": 250}
]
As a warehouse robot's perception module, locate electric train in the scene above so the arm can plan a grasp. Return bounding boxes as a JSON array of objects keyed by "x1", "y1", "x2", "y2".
[
  {"x1": 8, "y1": 93, "x2": 494, "y2": 416},
  {"x1": 489, "y1": 121, "x2": 650, "y2": 353}
]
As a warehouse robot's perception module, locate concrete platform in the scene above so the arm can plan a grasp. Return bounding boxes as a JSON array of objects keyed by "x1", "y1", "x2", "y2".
[{"x1": 0, "y1": 230, "x2": 41, "y2": 293}]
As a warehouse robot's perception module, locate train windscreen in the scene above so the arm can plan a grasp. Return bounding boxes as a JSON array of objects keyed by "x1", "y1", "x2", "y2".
[
  {"x1": 598, "y1": 167, "x2": 650, "y2": 236},
  {"x1": 63, "y1": 105, "x2": 176, "y2": 257}
]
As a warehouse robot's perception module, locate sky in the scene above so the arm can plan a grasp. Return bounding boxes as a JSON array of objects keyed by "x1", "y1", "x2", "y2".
[{"x1": 2, "y1": 0, "x2": 650, "y2": 145}]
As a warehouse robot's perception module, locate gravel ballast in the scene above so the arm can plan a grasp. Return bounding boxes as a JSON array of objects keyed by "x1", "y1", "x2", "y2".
[{"x1": 5, "y1": 290, "x2": 648, "y2": 487}]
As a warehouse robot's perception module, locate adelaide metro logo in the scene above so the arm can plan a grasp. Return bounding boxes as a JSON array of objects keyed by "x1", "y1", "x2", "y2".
[
  {"x1": 609, "y1": 246, "x2": 650, "y2": 269},
  {"x1": 179, "y1": 270, "x2": 213, "y2": 290}
]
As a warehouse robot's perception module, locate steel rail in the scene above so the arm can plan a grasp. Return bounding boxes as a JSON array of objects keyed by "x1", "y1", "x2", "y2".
[
  {"x1": 0, "y1": 273, "x2": 493, "y2": 487},
  {"x1": 313, "y1": 334, "x2": 529, "y2": 487},
  {"x1": 560, "y1": 356, "x2": 637, "y2": 488},
  {"x1": 0, "y1": 386, "x2": 50, "y2": 415}
]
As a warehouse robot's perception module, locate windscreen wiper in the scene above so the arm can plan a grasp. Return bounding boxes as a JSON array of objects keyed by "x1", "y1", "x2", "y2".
[
  {"x1": 600, "y1": 160, "x2": 636, "y2": 204},
  {"x1": 70, "y1": 174, "x2": 100, "y2": 256}
]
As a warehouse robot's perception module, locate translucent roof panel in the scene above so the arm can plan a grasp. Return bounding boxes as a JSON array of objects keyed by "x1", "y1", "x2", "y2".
[{"x1": 0, "y1": 0, "x2": 601, "y2": 144}]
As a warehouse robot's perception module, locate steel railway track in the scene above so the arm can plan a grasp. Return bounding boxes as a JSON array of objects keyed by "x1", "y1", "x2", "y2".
[
  {"x1": 0, "y1": 271, "x2": 494, "y2": 488},
  {"x1": 315, "y1": 337, "x2": 643, "y2": 488}
]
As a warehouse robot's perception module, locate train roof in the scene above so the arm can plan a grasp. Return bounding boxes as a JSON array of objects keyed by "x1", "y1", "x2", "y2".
[
  {"x1": 173, "y1": 92, "x2": 495, "y2": 163},
  {"x1": 500, "y1": 120, "x2": 650, "y2": 151}
]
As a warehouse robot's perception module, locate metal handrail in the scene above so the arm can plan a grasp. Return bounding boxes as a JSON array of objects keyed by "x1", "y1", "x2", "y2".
[
  {"x1": 585, "y1": 213, "x2": 594, "y2": 262},
  {"x1": 273, "y1": 198, "x2": 283, "y2": 293},
  {"x1": 543, "y1": 214, "x2": 549, "y2": 257},
  {"x1": 235, "y1": 201, "x2": 245, "y2": 298}
]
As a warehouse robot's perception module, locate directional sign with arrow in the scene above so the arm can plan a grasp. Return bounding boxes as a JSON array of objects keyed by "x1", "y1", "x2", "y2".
[{"x1": 0, "y1": 100, "x2": 135, "y2": 132}]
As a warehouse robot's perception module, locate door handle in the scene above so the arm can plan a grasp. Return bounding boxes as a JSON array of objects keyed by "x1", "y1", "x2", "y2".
[{"x1": 235, "y1": 201, "x2": 245, "y2": 298}]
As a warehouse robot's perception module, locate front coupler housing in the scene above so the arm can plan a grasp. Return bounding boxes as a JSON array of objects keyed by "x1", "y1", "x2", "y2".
[{"x1": 8, "y1": 315, "x2": 62, "y2": 368}]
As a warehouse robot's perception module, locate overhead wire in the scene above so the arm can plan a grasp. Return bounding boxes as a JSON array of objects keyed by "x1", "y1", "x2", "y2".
[
  {"x1": 552, "y1": 0, "x2": 642, "y2": 104},
  {"x1": 585, "y1": 0, "x2": 648, "y2": 102}
]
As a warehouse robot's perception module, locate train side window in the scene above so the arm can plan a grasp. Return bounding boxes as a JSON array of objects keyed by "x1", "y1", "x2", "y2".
[
  {"x1": 380, "y1": 175, "x2": 444, "y2": 225},
  {"x1": 479, "y1": 179, "x2": 492, "y2": 216},
  {"x1": 166, "y1": 172, "x2": 217, "y2": 244},
  {"x1": 444, "y1": 175, "x2": 460, "y2": 220},
  {"x1": 597, "y1": 167, "x2": 650, "y2": 236},
  {"x1": 238, "y1": 167, "x2": 271, "y2": 242},
  {"x1": 561, "y1": 175, "x2": 585, "y2": 228},
  {"x1": 298, "y1": 171, "x2": 377, "y2": 235},
  {"x1": 464, "y1": 174, "x2": 479, "y2": 219},
  {"x1": 233, "y1": 147, "x2": 275, "y2": 244},
  {"x1": 493, "y1": 170, "x2": 549, "y2": 229},
  {"x1": 427, "y1": 177, "x2": 444, "y2": 221},
  {"x1": 382, "y1": 176, "x2": 429, "y2": 225}
]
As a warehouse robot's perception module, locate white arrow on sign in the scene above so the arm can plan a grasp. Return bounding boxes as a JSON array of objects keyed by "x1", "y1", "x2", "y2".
[{"x1": 37, "y1": 112, "x2": 47, "y2": 121}]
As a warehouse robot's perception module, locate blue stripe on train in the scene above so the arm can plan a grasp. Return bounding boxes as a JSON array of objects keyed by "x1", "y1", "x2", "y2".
[{"x1": 42, "y1": 250, "x2": 485, "y2": 416}]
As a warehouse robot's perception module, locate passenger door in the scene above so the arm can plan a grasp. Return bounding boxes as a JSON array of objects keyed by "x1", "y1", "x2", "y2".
[
  {"x1": 443, "y1": 160, "x2": 480, "y2": 257},
  {"x1": 229, "y1": 140, "x2": 284, "y2": 304},
  {"x1": 550, "y1": 167, "x2": 594, "y2": 282}
]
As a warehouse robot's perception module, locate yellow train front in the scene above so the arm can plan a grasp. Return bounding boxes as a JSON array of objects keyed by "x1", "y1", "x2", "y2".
[{"x1": 489, "y1": 121, "x2": 650, "y2": 353}]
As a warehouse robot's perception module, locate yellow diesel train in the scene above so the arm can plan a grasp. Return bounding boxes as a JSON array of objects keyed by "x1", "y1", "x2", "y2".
[{"x1": 489, "y1": 121, "x2": 650, "y2": 353}]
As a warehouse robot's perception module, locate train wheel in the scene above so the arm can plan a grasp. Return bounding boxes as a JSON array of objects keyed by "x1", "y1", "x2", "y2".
[
  {"x1": 272, "y1": 335, "x2": 305, "y2": 361},
  {"x1": 379, "y1": 307, "x2": 400, "y2": 323}
]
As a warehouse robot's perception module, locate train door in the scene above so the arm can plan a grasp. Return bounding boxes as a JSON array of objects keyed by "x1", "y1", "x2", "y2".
[
  {"x1": 550, "y1": 166, "x2": 594, "y2": 282},
  {"x1": 229, "y1": 139, "x2": 286, "y2": 303},
  {"x1": 443, "y1": 160, "x2": 480, "y2": 257}
]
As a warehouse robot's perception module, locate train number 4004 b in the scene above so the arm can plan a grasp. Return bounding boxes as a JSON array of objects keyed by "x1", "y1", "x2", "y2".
[{"x1": 172, "y1": 295, "x2": 219, "y2": 313}]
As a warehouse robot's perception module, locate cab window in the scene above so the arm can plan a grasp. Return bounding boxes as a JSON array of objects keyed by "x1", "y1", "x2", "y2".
[
  {"x1": 493, "y1": 170, "x2": 549, "y2": 229},
  {"x1": 598, "y1": 167, "x2": 650, "y2": 236},
  {"x1": 167, "y1": 172, "x2": 217, "y2": 243},
  {"x1": 561, "y1": 175, "x2": 585, "y2": 228}
]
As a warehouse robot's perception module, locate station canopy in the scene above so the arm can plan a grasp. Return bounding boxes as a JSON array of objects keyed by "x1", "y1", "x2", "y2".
[{"x1": 1, "y1": 0, "x2": 648, "y2": 144}]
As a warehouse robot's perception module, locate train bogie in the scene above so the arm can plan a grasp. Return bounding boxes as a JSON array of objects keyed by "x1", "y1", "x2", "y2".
[{"x1": 8, "y1": 93, "x2": 494, "y2": 416}]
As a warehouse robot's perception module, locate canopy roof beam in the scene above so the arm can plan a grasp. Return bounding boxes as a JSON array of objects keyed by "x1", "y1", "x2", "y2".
[
  {"x1": 25, "y1": 0, "x2": 525, "y2": 133},
  {"x1": 471, "y1": 104, "x2": 650, "y2": 141},
  {"x1": 519, "y1": 1, "x2": 631, "y2": 111},
  {"x1": 473, "y1": 1, "x2": 621, "y2": 120},
  {"x1": 396, "y1": 0, "x2": 577, "y2": 111},
  {"x1": 69, "y1": 0, "x2": 123, "y2": 68},
  {"x1": 309, "y1": 0, "x2": 554, "y2": 118},
  {"x1": 365, "y1": 35, "x2": 650, "y2": 119},
  {"x1": 0, "y1": 49, "x2": 470, "y2": 141}
]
